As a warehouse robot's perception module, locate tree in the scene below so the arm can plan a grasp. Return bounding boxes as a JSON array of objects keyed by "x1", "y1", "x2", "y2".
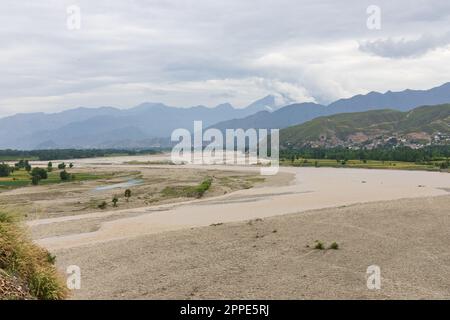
[
  {"x1": 0, "y1": 163, "x2": 12, "y2": 177},
  {"x1": 124, "y1": 189, "x2": 131, "y2": 202},
  {"x1": 31, "y1": 175, "x2": 40, "y2": 185},
  {"x1": 15, "y1": 160, "x2": 25, "y2": 170},
  {"x1": 58, "y1": 162, "x2": 66, "y2": 170},
  {"x1": 47, "y1": 162, "x2": 53, "y2": 172},
  {"x1": 31, "y1": 167, "x2": 48, "y2": 180},
  {"x1": 112, "y1": 196, "x2": 118, "y2": 207},
  {"x1": 69, "y1": 163, "x2": 74, "y2": 168},
  {"x1": 60, "y1": 170, "x2": 71, "y2": 181},
  {"x1": 25, "y1": 163, "x2": 32, "y2": 172}
]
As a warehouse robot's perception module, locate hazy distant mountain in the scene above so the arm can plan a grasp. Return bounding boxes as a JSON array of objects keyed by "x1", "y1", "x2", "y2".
[
  {"x1": 329, "y1": 82, "x2": 450, "y2": 112},
  {"x1": 244, "y1": 95, "x2": 287, "y2": 113},
  {"x1": 0, "y1": 96, "x2": 285, "y2": 149},
  {"x1": 280, "y1": 104, "x2": 450, "y2": 148},
  {"x1": 1, "y1": 82, "x2": 449, "y2": 150},
  {"x1": 209, "y1": 82, "x2": 450, "y2": 132},
  {"x1": 209, "y1": 102, "x2": 328, "y2": 132}
]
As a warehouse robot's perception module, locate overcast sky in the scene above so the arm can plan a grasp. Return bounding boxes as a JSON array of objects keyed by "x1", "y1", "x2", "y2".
[{"x1": 1, "y1": 0, "x2": 449, "y2": 116}]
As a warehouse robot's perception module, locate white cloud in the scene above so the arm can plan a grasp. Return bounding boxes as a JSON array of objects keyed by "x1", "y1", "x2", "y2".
[
  {"x1": 359, "y1": 33, "x2": 450, "y2": 58},
  {"x1": 0, "y1": 0, "x2": 449, "y2": 116}
]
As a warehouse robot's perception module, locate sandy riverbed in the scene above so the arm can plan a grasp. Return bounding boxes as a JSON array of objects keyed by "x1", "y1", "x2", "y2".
[
  {"x1": 19, "y1": 155, "x2": 450, "y2": 299},
  {"x1": 34, "y1": 165, "x2": 450, "y2": 251},
  {"x1": 55, "y1": 195, "x2": 450, "y2": 299}
]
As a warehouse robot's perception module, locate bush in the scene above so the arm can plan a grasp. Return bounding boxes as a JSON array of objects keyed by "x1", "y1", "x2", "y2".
[
  {"x1": 14, "y1": 160, "x2": 26, "y2": 169},
  {"x1": 57, "y1": 163, "x2": 66, "y2": 170},
  {"x1": 112, "y1": 196, "x2": 118, "y2": 207},
  {"x1": 31, "y1": 167, "x2": 48, "y2": 180},
  {"x1": 0, "y1": 211, "x2": 67, "y2": 299},
  {"x1": 124, "y1": 189, "x2": 131, "y2": 201},
  {"x1": 314, "y1": 241, "x2": 324, "y2": 250},
  {"x1": 31, "y1": 175, "x2": 40, "y2": 185},
  {"x1": 195, "y1": 178, "x2": 212, "y2": 198},
  {"x1": 0, "y1": 163, "x2": 12, "y2": 177},
  {"x1": 59, "y1": 170, "x2": 71, "y2": 181},
  {"x1": 162, "y1": 177, "x2": 213, "y2": 199},
  {"x1": 329, "y1": 242, "x2": 339, "y2": 250}
]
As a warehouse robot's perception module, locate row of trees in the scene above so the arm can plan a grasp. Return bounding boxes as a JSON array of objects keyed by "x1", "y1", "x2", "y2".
[
  {"x1": 0, "y1": 160, "x2": 75, "y2": 185},
  {"x1": 31, "y1": 162, "x2": 75, "y2": 185},
  {"x1": 280, "y1": 145, "x2": 450, "y2": 163},
  {"x1": 0, "y1": 148, "x2": 160, "y2": 161},
  {"x1": 47, "y1": 161, "x2": 73, "y2": 171}
]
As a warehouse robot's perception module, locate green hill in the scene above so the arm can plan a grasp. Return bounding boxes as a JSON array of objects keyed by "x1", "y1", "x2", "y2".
[{"x1": 280, "y1": 104, "x2": 450, "y2": 148}]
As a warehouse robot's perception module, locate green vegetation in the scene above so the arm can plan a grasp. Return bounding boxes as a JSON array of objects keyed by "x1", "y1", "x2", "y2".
[
  {"x1": 314, "y1": 241, "x2": 325, "y2": 250},
  {"x1": 280, "y1": 146, "x2": 449, "y2": 171},
  {"x1": 31, "y1": 175, "x2": 40, "y2": 186},
  {"x1": 31, "y1": 167, "x2": 48, "y2": 180},
  {"x1": 0, "y1": 211, "x2": 67, "y2": 300},
  {"x1": 280, "y1": 104, "x2": 450, "y2": 148},
  {"x1": 0, "y1": 148, "x2": 162, "y2": 161},
  {"x1": 0, "y1": 168, "x2": 113, "y2": 190},
  {"x1": 124, "y1": 189, "x2": 131, "y2": 201},
  {"x1": 162, "y1": 177, "x2": 213, "y2": 199},
  {"x1": 112, "y1": 196, "x2": 118, "y2": 207},
  {"x1": 14, "y1": 160, "x2": 30, "y2": 170},
  {"x1": 311, "y1": 241, "x2": 339, "y2": 250},
  {"x1": 59, "y1": 170, "x2": 72, "y2": 181},
  {"x1": 329, "y1": 242, "x2": 339, "y2": 250},
  {"x1": 0, "y1": 163, "x2": 12, "y2": 177}
]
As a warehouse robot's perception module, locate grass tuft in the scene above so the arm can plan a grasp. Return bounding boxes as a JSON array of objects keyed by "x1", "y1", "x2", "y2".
[
  {"x1": 329, "y1": 242, "x2": 339, "y2": 250},
  {"x1": 162, "y1": 177, "x2": 213, "y2": 199},
  {"x1": 314, "y1": 241, "x2": 325, "y2": 250},
  {"x1": 0, "y1": 211, "x2": 67, "y2": 300}
]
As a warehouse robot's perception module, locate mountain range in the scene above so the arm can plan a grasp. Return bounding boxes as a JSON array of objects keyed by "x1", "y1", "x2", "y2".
[
  {"x1": 210, "y1": 82, "x2": 450, "y2": 132},
  {"x1": 0, "y1": 95, "x2": 281, "y2": 149},
  {"x1": 1, "y1": 82, "x2": 450, "y2": 149}
]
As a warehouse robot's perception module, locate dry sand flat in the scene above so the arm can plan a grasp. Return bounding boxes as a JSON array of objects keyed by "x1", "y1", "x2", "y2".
[
  {"x1": 22, "y1": 157, "x2": 450, "y2": 299},
  {"x1": 55, "y1": 195, "x2": 450, "y2": 299},
  {"x1": 34, "y1": 166, "x2": 450, "y2": 250}
]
